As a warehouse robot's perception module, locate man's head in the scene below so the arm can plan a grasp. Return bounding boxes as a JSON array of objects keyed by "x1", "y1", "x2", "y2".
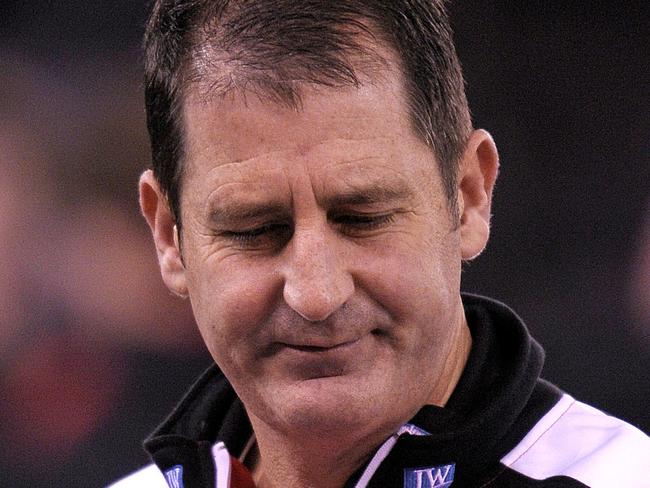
[
  {"x1": 140, "y1": 0, "x2": 498, "y2": 452},
  {"x1": 144, "y1": 0, "x2": 472, "y2": 231}
]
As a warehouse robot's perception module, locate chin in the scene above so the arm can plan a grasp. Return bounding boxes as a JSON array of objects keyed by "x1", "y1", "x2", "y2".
[{"x1": 261, "y1": 376, "x2": 406, "y2": 439}]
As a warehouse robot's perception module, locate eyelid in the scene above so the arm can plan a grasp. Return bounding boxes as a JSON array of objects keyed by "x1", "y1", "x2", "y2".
[
  {"x1": 219, "y1": 222, "x2": 292, "y2": 246},
  {"x1": 331, "y1": 212, "x2": 396, "y2": 230}
]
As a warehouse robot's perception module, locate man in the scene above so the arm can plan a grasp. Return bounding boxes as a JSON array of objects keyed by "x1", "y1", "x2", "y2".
[{"x1": 112, "y1": 1, "x2": 649, "y2": 487}]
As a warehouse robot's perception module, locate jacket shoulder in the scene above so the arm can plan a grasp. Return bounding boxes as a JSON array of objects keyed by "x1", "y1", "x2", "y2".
[
  {"x1": 501, "y1": 394, "x2": 650, "y2": 487},
  {"x1": 107, "y1": 464, "x2": 167, "y2": 488}
]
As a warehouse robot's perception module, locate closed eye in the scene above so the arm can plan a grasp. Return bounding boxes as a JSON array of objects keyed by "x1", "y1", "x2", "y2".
[
  {"x1": 331, "y1": 213, "x2": 395, "y2": 232},
  {"x1": 221, "y1": 223, "x2": 292, "y2": 247},
  {"x1": 219, "y1": 213, "x2": 395, "y2": 247}
]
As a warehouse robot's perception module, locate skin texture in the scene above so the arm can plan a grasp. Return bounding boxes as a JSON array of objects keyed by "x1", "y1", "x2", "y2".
[{"x1": 140, "y1": 62, "x2": 498, "y2": 487}]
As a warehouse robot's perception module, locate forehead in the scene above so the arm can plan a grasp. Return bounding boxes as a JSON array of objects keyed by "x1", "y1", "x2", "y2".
[{"x1": 178, "y1": 69, "x2": 440, "y2": 212}]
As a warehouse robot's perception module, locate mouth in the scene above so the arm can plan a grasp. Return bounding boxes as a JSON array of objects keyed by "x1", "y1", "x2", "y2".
[
  {"x1": 275, "y1": 338, "x2": 367, "y2": 379},
  {"x1": 281, "y1": 339, "x2": 360, "y2": 353}
]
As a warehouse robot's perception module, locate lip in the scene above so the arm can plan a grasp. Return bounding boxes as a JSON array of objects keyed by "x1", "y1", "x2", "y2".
[
  {"x1": 280, "y1": 339, "x2": 361, "y2": 352},
  {"x1": 276, "y1": 338, "x2": 366, "y2": 379}
]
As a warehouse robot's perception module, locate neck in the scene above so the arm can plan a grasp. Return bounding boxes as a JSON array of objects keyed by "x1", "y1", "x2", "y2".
[
  {"x1": 428, "y1": 310, "x2": 472, "y2": 406},
  {"x1": 247, "y1": 418, "x2": 382, "y2": 488}
]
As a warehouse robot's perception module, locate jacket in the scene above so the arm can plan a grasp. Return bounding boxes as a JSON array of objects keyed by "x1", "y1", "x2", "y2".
[{"x1": 109, "y1": 295, "x2": 650, "y2": 487}]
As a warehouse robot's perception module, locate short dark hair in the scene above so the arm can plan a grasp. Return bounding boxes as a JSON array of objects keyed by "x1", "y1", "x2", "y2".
[{"x1": 144, "y1": 0, "x2": 471, "y2": 230}]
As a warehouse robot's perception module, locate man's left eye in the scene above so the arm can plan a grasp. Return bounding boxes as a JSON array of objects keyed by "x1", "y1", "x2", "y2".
[{"x1": 332, "y1": 213, "x2": 395, "y2": 232}]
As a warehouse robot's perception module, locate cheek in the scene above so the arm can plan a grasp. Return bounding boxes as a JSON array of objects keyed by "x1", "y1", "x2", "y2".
[
  {"x1": 358, "y1": 235, "x2": 460, "y2": 322},
  {"x1": 186, "y1": 259, "x2": 280, "y2": 364}
]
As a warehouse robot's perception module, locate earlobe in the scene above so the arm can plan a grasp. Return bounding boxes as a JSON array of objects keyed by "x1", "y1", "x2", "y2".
[
  {"x1": 139, "y1": 170, "x2": 188, "y2": 297},
  {"x1": 458, "y1": 130, "x2": 499, "y2": 260}
]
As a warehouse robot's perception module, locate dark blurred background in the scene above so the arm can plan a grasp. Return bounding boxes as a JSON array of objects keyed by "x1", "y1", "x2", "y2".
[{"x1": 0, "y1": 1, "x2": 647, "y2": 486}]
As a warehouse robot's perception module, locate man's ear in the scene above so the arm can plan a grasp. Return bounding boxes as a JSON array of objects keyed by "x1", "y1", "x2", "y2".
[
  {"x1": 139, "y1": 170, "x2": 188, "y2": 297},
  {"x1": 457, "y1": 129, "x2": 499, "y2": 260}
]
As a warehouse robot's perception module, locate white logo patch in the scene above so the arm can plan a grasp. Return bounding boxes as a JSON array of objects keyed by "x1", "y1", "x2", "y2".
[
  {"x1": 403, "y1": 463, "x2": 455, "y2": 488},
  {"x1": 164, "y1": 465, "x2": 184, "y2": 488}
]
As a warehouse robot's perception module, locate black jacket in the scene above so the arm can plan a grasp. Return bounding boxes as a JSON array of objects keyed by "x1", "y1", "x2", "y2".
[{"x1": 110, "y1": 295, "x2": 649, "y2": 487}]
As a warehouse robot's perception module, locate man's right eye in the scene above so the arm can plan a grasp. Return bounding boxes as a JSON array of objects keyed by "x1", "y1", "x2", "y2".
[{"x1": 221, "y1": 223, "x2": 292, "y2": 248}]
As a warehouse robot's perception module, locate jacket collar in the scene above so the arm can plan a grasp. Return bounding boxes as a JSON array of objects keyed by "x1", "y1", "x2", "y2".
[{"x1": 354, "y1": 294, "x2": 561, "y2": 487}]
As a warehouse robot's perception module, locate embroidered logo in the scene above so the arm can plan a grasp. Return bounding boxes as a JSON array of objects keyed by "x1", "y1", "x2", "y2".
[
  {"x1": 164, "y1": 465, "x2": 184, "y2": 488},
  {"x1": 403, "y1": 463, "x2": 455, "y2": 488}
]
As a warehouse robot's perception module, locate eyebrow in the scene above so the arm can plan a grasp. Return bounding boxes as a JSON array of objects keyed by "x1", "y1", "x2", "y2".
[
  {"x1": 209, "y1": 202, "x2": 288, "y2": 226},
  {"x1": 208, "y1": 181, "x2": 414, "y2": 225},
  {"x1": 323, "y1": 182, "x2": 415, "y2": 208}
]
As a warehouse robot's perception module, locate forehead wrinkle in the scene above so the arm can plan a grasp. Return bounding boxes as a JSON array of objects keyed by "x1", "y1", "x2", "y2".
[
  {"x1": 186, "y1": 148, "x2": 292, "y2": 198},
  {"x1": 196, "y1": 166, "x2": 275, "y2": 205},
  {"x1": 201, "y1": 172, "x2": 290, "y2": 214},
  {"x1": 324, "y1": 155, "x2": 383, "y2": 169},
  {"x1": 313, "y1": 136, "x2": 393, "y2": 153},
  {"x1": 184, "y1": 131, "x2": 294, "y2": 171}
]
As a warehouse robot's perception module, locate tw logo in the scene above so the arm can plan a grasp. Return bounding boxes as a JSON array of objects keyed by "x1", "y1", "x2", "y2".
[
  {"x1": 403, "y1": 463, "x2": 455, "y2": 488},
  {"x1": 164, "y1": 465, "x2": 184, "y2": 488}
]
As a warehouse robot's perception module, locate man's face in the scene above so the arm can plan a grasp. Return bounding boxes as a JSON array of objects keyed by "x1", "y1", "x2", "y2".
[{"x1": 174, "y1": 70, "x2": 470, "y2": 439}]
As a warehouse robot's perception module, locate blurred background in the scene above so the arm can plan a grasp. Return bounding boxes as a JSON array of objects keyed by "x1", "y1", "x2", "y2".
[{"x1": 0, "y1": 1, "x2": 647, "y2": 486}]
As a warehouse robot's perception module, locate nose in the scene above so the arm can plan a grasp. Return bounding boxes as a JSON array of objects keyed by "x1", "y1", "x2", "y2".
[{"x1": 281, "y1": 225, "x2": 354, "y2": 322}]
